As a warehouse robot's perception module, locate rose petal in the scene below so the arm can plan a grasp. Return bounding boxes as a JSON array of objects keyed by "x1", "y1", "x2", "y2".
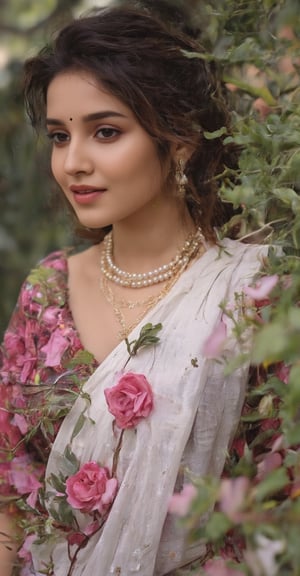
[
  {"x1": 168, "y1": 484, "x2": 197, "y2": 517},
  {"x1": 243, "y1": 275, "x2": 278, "y2": 301},
  {"x1": 202, "y1": 319, "x2": 227, "y2": 358},
  {"x1": 41, "y1": 329, "x2": 68, "y2": 367}
]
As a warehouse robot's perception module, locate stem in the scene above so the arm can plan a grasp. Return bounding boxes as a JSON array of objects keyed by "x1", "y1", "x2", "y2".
[
  {"x1": 66, "y1": 518, "x2": 106, "y2": 576},
  {"x1": 112, "y1": 429, "x2": 124, "y2": 477}
]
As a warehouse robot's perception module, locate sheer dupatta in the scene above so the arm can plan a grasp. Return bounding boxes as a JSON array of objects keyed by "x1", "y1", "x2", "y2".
[{"x1": 31, "y1": 240, "x2": 268, "y2": 576}]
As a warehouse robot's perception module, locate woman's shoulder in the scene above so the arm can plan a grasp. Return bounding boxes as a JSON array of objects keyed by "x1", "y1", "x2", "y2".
[
  {"x1": 36, "y1": 248, "x2": 70, "y2": 274},
  {"x1": 219, "y1": 237, "x2": 269, "y2": 259},
  {"x1": 19, "y1": 249, "x2": 72, "y2": 315}
]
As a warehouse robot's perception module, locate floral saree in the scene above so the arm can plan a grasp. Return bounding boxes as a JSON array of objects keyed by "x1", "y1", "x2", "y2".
[{"x1": 30, "y1": 239, "x2": 268, "y2": 575}]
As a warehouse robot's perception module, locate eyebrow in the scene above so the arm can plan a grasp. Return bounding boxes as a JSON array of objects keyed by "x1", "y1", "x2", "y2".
[{"x1": 46, "y1": 110, "x2": 127, "y2": 125}]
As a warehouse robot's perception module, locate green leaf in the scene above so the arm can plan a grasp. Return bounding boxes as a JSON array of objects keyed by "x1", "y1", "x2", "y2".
[
  {"x1": 27, "y1": 266, "x2": 54, "y2": 286},
  {"x1": 67, "y1": 349, "x2": 95, "y2": 367},
  {"x1": 70, "y1": 413, "x2": 86, "y2": 442},
  {"x1": 251, "y1": 322, "x2": 289, "y2": 364},
  {"x1": 129, "y1": 322, "x2": 162, "y2": 357},
  {"x1": 203, "y1": 126, "x2": 227, "y2": 140},
  {"x1": 48, "y1": 473, "x2": 66, "y2": 494},
  {"x1": 204, "y1": 511, "x2": 232, "y2": 540},
  {"x1": 255, "y1": 468, "x2": 289, "y2": 501},
  {"x1": 63, "y1": 444, "x2": 79, "y2": 475}
]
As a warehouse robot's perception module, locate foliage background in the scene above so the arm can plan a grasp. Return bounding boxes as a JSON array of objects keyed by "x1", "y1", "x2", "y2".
[
  {"x1": 0, "y1": 0, "x2": 299, "y2": 337},
  {"x1": 0, "y1": 0, "x2": 107, "y2": 337},
  {"x1": 1, "y1": 1, "x2": 300, "y2": 573}
]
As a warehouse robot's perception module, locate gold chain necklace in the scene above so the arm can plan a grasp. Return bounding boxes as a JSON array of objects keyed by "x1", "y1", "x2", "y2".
[
  {"x1": 100, "y1": 237, "x2": 205, "y2": 340},
  {"x1": 100, "y1": 270, "x2": 182, "y2": 340}
]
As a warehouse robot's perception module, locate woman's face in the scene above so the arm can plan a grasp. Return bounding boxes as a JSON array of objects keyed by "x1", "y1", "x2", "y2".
[{"x1": 46, "y1": 70, "x2": 167, "y2": 230}]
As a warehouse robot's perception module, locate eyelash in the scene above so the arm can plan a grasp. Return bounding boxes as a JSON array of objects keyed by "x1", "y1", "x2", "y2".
[
  {"x1": 46, "y1": 127, "x2": 121, "y2": 144},
  {"x1": 46, "y1": 132, "x2": 68, "y2": 144}
]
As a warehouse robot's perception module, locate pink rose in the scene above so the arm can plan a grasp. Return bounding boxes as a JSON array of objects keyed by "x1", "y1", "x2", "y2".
[
  {"x1": 243, "y1": 274, "x2": 278, "y2": 301},
  {"x1": 168, "y1": 483, "x2": 197, "y2": 517},
  {"x1": 66, "y1": 462, "x2": 117, "y2": 515},
  {"x1": 41, "y1": 328, "x2": 69, "y2": 367},
  {"x1": 104, "y1": 372, "x2": 154, "y2": 429}
]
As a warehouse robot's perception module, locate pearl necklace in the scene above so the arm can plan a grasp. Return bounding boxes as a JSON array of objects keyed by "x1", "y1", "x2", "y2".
[{"x1": 100, "y1": 228, "x2": 204, "y2": 288}]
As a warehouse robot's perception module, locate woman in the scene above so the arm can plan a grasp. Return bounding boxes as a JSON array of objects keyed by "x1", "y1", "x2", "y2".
[{"x1": 0, "y1": 3, "x2": 268, "y2": 575}]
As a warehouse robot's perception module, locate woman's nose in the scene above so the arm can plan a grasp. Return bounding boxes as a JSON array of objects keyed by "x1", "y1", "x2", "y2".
[{"x1": 63, "y1": 140, "x2": 93, "y2": 175}]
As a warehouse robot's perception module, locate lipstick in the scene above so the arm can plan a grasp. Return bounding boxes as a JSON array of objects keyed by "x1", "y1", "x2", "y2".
[{"x1": 69, "y1": 185, "x2": 106, "y2": 205}]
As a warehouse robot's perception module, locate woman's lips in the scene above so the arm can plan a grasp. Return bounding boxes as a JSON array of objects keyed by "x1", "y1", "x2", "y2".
[{"x1": 69, "y1": 186, "x2": 106, "y2": 205}]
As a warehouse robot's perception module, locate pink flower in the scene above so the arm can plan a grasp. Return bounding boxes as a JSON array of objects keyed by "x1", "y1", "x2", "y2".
[
  {"x1": 203, "y1": 558, "x2": 245, "y2": 576},
  {"x1": 26, "y1": 489, "x2": 40, "y2": 508},
  {"x1": 219, "y1": 477, "x2": 250, "y2": 522},
  {"x1": 17, "y1": 534, "x2": 36, "y2": 562},
  {"x1": 202, "y1": 319, "x2": 227, "y2": 358},
  {"x1": 104, "y1": 372, "x2": 154, "y2": 429},
  {"x1": 168, "y1": 483, "x2": 197, "y2": 517},
  {"x1": 41, "y1": 328, "x2": 69, "y2": 367},
  {"x1": 3, "y1": 331, "x2": 25, "y2": 357},
  {"x1": 21, "y1": 286, "x2": 42, "y2": 317},
  {"x1": 42, "y1": 306, "x2": 61, "y2": 326},
  {"x1": 83, "y1": 519, "x2": 101, "y2": 536},
  {"x1": 252, "y1": 97, "x2": 272, "y2": 119},
  {"x1": 256, "y1": 452, "x2": 283, "y2": 481},
  {"x1": 243, "y1": 275, "x2": 278, "y2": 301},
  {"x1": 66, "y1": 519, "x2": 100, "y2": 546},
  {"x1": 66, "y1": 462, "x2": 117, "y2": 515},
  {"x1": 9, "y1": 456, "x2": 42, "y2": 496},
  {"x1": 11, "y1": 414, "x2": 28, "y2": 435},
  {"x1": 275, "y1": 362, "x2": 290, "y2": 384},
  {"x1": 67, "y1": 532, "x2": 86, "y2": 547}
]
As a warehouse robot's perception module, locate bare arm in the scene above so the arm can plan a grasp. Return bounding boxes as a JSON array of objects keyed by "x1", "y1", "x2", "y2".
[{"x1": 0, "y1": 512, "x2": 18, "y2": 576}]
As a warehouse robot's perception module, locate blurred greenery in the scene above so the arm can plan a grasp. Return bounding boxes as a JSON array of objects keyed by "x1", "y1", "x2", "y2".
[
  {"x1": 1, "y1": 0, "x2": 299, "y2": 338},
  {"x1": 1, "y1": 0, "x2": 300, "y2": 573},
  {"x1": 0, "y1": 0, "x2": 88, "y2": 336}
]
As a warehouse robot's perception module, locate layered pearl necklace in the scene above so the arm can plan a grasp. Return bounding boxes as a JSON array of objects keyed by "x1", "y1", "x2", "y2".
[{"x1": 100, "y1": 228, "x2": 204, "y2": 289}]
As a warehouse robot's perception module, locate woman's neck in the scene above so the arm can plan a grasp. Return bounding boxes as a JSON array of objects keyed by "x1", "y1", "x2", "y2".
[{"x1": 111, "y1": 201, "x2": 195, "y2": 273}]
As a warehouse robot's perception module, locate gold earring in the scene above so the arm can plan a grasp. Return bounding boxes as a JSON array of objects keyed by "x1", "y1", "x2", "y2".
[{"x1": 175, "y1": 158, "x2": 188, "y2": 199}]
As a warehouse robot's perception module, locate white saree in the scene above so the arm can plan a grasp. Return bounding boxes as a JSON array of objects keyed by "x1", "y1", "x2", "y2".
[{"x1": 31, "y1": 239, "x2": 268, "y2": 576}]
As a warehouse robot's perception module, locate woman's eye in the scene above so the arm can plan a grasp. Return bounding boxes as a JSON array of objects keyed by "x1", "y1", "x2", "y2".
[
  {"x1": 46, "y1": 132, "x2": 69, "y2": 144},
  {"x1": 96, "y1": 127, "x2": 120, "y2": 139}
]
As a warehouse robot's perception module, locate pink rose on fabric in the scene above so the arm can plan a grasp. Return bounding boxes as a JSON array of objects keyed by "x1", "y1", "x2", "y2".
[
  {"x1": 243, "y1": 274, "x2": 278, "y2": 301},
  {"x1": 9, "y1": 456, "x2": 42, "y2": 496},
  {"x1": 21, "y1": 286, "x2": 43, "y2": 317},
  {"x1": 168, "y1": 483, "x2": 197, "y2": 517},
  {"x1": 202, "y1": 318, "x2": 227, "y2": 358},
  {"x1": 11, "y1": 414, "x2": 28, "y2": 435},
  {"x1": 104, "y1": 372, "x2": 154, "y2": 429},
  {"x1": 41, "y1": 328, "x2": 69, "y2": 367},
  {"x1": 66, "y1": 462, "x2": 117, "y2": 515},
  {"x1": 17, "y1": 534, "x2": 37, "y2": 562},
  {"x1": 42, "y1": 306, "x2": 61, "y2": 326}
]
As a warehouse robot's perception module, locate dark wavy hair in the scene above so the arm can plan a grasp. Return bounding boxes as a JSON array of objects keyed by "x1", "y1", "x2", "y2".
[{"x1": 23, "y1": 2, "x2": 238, "y2": 242}]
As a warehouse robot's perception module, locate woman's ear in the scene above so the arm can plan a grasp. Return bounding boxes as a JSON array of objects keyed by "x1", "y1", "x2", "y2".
[{"x1": 171, "y1": 142, "x2": 194, "y2": 164}]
